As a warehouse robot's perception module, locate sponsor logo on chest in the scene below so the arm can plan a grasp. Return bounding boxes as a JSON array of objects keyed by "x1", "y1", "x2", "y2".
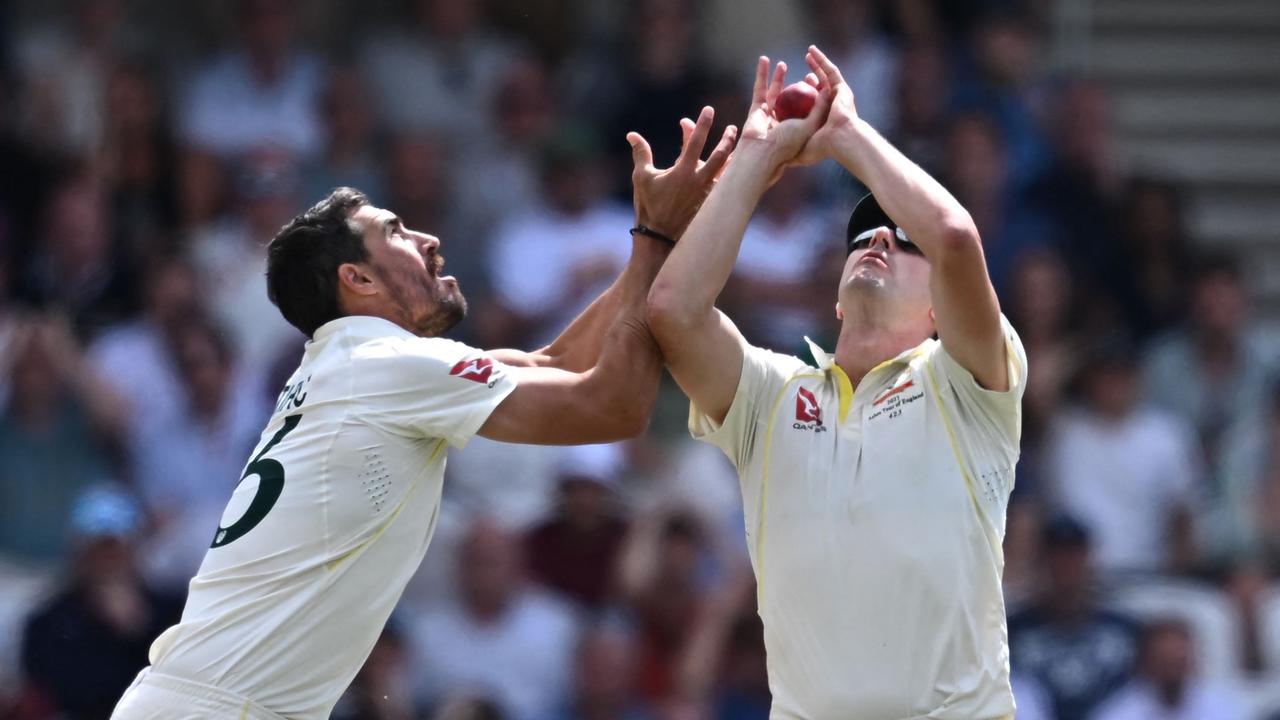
[{"x1": 792, "y1": 386, "x2": 828, "y2": 432}]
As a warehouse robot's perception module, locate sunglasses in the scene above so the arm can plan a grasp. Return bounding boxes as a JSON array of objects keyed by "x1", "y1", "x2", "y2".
[{"x1": 847, "y1": 226, "x2": 925, "y2": 257}]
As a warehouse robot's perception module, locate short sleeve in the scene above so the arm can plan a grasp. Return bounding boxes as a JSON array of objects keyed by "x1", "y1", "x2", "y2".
[
  {"x1": 924, "y1": 315, "x2": 1028, "y2": 508},
  {"x1": 352, "y1": 336, "x2": 518, "y2": 448},
  {"x1": 689, "y1": 345, "x2": 811, "y2": 469},
  {"x1": 928, "y1": 314, "x2": 1028, "y2": 453}
]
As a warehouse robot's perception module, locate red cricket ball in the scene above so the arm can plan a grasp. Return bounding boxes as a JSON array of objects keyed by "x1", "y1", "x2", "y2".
[{"x1": 775, "y1": 82, "x2": 819, "y2": 121}]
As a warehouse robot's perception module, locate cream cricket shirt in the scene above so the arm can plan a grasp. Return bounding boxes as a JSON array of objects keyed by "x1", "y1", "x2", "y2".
[
  {"x1": 146, "y1": 316, "x2": 517, "y2": 719},
  {"x1": 692, "y1": 316, "x2": 1027, "y2": 720}
]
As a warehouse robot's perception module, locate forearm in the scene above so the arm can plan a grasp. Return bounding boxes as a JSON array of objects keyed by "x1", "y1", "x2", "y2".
[
  {"x1": 574, "y1": 238, "x2": 669, "y2": 434},
  {"x1": 530, "y1": 269, "x2": 628, "y2": 372},
  {"x1": 830, "y1": 120, "x2": 977, "y2": 251},
  {"x1": 648, "y1": 146, "x2": 775, "y2": 326},
  {"x1": 495, "y1": 237, "x2": 663, "y2": 371}
]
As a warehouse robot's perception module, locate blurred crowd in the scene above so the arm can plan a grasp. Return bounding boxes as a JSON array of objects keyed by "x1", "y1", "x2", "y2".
[{"x1": 1, "y1": 0, "x2": 1279, "y2": 718}]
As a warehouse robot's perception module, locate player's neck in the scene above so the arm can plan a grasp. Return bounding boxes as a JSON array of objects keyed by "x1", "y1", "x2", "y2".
[
  {"x1": 338, "y1": 296, "x2": 425, "y2": 338},
  {"x1": 833, "y1": 314, "x2": 928, "y2": 389}
]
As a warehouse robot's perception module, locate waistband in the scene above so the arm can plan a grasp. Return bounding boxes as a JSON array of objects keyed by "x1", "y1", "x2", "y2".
[{"x1": 136, "y1": 668, "x2": 286, "y2": 720}]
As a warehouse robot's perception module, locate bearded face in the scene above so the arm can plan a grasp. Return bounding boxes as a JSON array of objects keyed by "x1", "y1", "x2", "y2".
[{"x1": 351, "y1": 204, "x2": 467, "y2": 337}]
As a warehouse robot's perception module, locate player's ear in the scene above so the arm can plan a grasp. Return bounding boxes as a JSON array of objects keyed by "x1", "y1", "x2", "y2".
[
  {"x1": 835, "y1": 302, "x2": 843, "y2": 321},
  {"x1": 337, "y1": 262, "x2": 378, "y2": 296}
]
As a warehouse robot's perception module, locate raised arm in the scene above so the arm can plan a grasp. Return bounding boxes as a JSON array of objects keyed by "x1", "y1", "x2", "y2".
[
  {"x1": 648, "y1": 58, "x2": 831, "y2": 423},
  {"x1": 489, "y1": 108, "x2": 737, "y2": 374},
  {"x1": 479, "y1": 112, "x2": 738, "y2": 444},
  {"x1": 802, "y1": 46, "x2": 1007, "y2": 390}
]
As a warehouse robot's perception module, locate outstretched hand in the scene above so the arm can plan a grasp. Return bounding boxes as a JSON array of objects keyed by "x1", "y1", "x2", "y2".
[
  {"x1": 628, "y1": 106, "x2": 739, "y2": 241},
  {"x1": 738, "y1": 56, "x2": 834, "y2": 173},
  {"x1": 791, "y1": 45, "x2": 861, "y2": 167}
]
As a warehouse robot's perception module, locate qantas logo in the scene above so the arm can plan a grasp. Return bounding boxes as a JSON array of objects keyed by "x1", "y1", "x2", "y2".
[
  {"x1": 793, "y1": 387, "x2": 826, "y2": 431},
  {"x1": 450, "y1": 357, "x2": 496, "y2": 384}
]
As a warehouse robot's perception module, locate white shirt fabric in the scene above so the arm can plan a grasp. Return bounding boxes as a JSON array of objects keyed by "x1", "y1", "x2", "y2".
[
  {"x1": 1089, "y1": 680, "x2": 1246, "y2": 720},
  {"x1": 410, "y1": 590, "x2": 579, "y2": 719},
  {"x1": 691, "y1": 316, "x2": 1027, "y2": 720},
  {"x1": 146, "y1": 316, "x2": 517, "y2": 719},
  {"x1": 1047, "y1": 408, "x2": 1201, "y2": 574}
]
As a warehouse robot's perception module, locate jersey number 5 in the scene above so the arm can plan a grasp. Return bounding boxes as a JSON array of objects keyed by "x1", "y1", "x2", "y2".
[{"x1": 211, "y1": 414, "x2": 302, "y2": 548}]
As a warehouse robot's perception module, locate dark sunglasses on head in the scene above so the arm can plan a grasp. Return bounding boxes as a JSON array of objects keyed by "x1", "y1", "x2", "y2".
[{"x1": 847, "y1": 226, "x2": 925, "y2": 257}]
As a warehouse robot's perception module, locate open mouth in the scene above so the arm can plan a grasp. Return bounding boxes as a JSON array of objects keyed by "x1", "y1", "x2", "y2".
[{"x1": 857, "y1": 251, "x2": 889, "y2": 269}]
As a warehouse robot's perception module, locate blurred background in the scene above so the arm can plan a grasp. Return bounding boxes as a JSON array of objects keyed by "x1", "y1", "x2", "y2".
[{"x1": 0, "y1": 0, "x2": 1279, "y2": 718}]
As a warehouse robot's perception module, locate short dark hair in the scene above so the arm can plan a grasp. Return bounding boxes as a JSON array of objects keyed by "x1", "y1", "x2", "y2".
[{"x1": 266, "y1": 187, "x2": 371, "y2": 337}]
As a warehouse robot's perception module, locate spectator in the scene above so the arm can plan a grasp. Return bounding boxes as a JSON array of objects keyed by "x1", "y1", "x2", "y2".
[
  {"x1": 302, "y1": 64, "x2": 385, "y2": 205},
  {"x1": 11, "y1": 0, "x2": 143, "y2": 155},
  {"x1": 723, "y1": 167, "x2": 834, "y2": 352},
  {"x1": 87, "y1": 255, "x2": 202, "y2": 436},
  {"x1": 1030, "y1": 79, "x2": 1123, "y2": 306},
  {"x1": 484, "y1": 126, "x2": 632, "y2": 347},
  {"x1": 667, "y1": 569, "x2": 766, "y2": 719},
  {"x1": 1047, "y1": 339, "x2": 1203, "y2": 574},
  {"x1": 1218, "y1": 380, "x2": 1280, "y2": 568},
  {"x1": 454, "y1": 55, "x2": 558, "y2": 282},
  {"x1": 952, "y1": 8, "x2": 1051, "y2": 188},
  {"x1": 595, "y1": 0, "x2": 715, "y2": 172},
  {"x1": 541, "y1": 619, "x2": 653, "y2": 720},
  {"x1": 101, "y1": 63, "x2": 179, "y2": 262},
  {"x1": 1112, "y1": 178, "x2": 1194, "y2": 340},
  {"x1": 132, "y1": 317, "x2": 270, "y2": 591},
  {"x1": 1144, "y1": 256, "x2": 1280, "y2": 477},
  {"x1": 360, "y1": 0, "x2": 519, "y2": 144},
  {"x1": 0, "y1": 314, "x2": 127, "y2": 564},
  {"x1": 1009, "y1": 515, "x2": 1142, "y2": 720},
  {"x1": 177, "y1": 0, "x2": 324, "y2": 160},
  {"x1": 18, "y1": 485, "x2": 183, "y2": 719},
  {"x1": 1090, "y1": 618, "x2": 1246, "y2": 720},
  {"x1": 941, "y1": 111, "x2": 1050, "y2": 299},
  {"x1": 0, "y1": 70, "x2": 52, "y2": 269},
  {"x1": 525, "y1": 444, "x2": 631, "y2": 610},
  {"x1": 332, "y1": 620, "x2": 418, "y2": 720},
  {"x1": 18, "y1": 171, "x2": 139, "y2": 338},
  {"x1": 190, "y1": 150, "x2": 306, "y2": 377},
  {"x1": 411, "y1": 519, "x2": 579, "y2": 719},
  {"x1": 892, "y1": 41, "x2": 950, "y2": 177},
  {"x1": 618, "y1": 509, "x2": 717, "y2": 706},
  {"x1": 1007, "y1": 248, "x2": 1081, "y2": 497}
]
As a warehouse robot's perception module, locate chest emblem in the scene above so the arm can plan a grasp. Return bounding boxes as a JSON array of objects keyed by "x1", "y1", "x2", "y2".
[{"x1": 793, "y1": 386, "x2": 827, "y2": 432}]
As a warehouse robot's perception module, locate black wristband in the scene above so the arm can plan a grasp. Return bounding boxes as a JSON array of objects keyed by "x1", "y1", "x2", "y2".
[{"x1": 630, "y1": 224, "x2": 676, "y2": 246}]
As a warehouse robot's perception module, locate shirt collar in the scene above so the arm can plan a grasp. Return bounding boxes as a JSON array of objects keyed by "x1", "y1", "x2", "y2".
[
  {"x1": 803, "y1": 335, "x2": 928, "y2": 374},
  {"x1": 804, "y1": 335, "x2": 933, "y2": 423},
  {"x1": 309, "y1": 315, "x2": 415, "y2": 345}
]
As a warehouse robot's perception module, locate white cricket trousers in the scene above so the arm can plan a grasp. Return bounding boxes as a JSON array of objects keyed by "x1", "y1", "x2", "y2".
[{"x1": 111, "y1": 667, "x2": 285, "y2": 720}]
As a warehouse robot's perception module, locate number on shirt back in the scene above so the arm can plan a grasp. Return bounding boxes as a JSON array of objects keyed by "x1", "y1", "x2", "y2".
[{"x1": 211, "y1": 414, "x2": 302, "y2": 548}]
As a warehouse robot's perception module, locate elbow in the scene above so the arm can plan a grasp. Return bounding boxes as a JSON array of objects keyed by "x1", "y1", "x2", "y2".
[
  {"x1": 647, "y1": 280, "x2": 700, "y2": 343},
  {"x1": 934, "y1": 214, "x2": 982, "y2": 257}
]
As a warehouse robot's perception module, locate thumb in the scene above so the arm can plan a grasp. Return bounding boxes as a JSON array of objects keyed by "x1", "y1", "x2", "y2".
[{"x1": 627, "y1": 132, "x2": 655, "y2": 170}]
